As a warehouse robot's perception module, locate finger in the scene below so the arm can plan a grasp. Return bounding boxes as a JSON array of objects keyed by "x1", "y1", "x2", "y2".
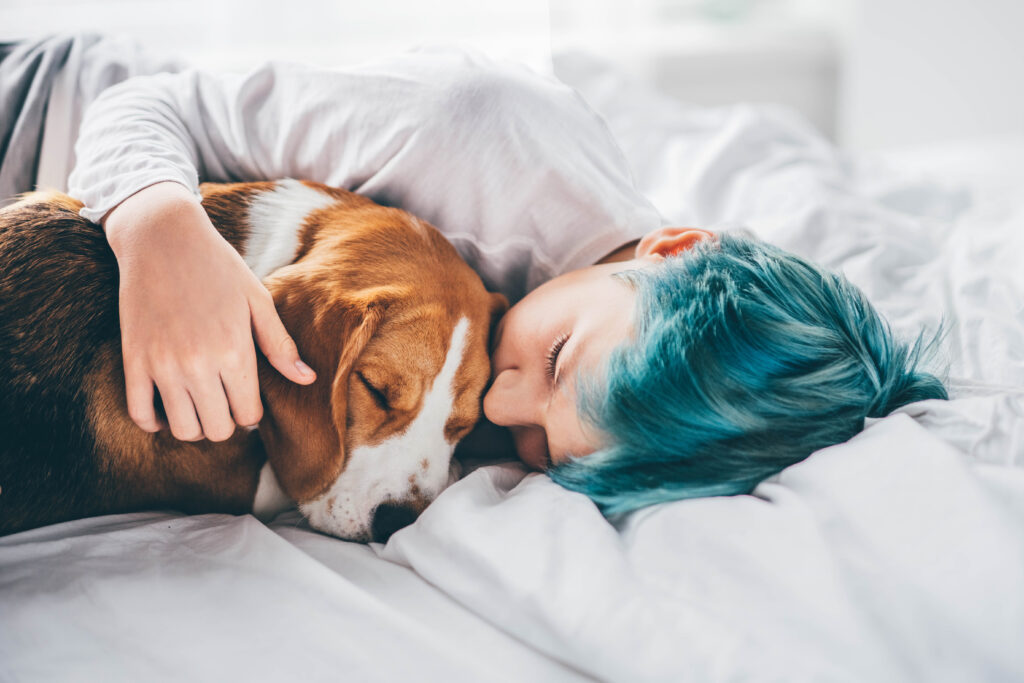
[
  {"x1": 124, "y1": 361, "x2": 163, "y2": 433},
  {"x1": 187, "y1": 378, "x2": 236, "y2": 442},
  {"x1": 220, "y1": 345, "x2": 264, "y2": 428},
  {"x1": 159, "y1": 383, "x2": 204, "y2": 442},
  {"x1": 151, "y1": 390, "x2": 171, "y2": 431},
  {"x1": 250, "y1": 294, "x2": 317, "y2": 385}
]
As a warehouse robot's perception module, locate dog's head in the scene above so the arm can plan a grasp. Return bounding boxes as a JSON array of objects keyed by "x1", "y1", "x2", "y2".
[{"x1": 257, "y1": 193, "x2": 506, "y2": 542}]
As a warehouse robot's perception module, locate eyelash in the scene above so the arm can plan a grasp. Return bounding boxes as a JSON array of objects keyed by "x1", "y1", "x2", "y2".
[{"x1": 545, "y1": 333, "x2": 570, "y2": 381}]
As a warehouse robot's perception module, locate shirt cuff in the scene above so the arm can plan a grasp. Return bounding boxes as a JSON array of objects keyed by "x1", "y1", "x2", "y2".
[{"x1": 73, "y1": 171, "x2": 202, "y2": 223}]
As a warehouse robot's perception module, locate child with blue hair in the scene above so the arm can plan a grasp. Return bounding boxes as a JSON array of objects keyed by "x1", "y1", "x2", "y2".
[
  {"x1": 508, "y1": 230, "x2": 946, "y2": 515},
  {"x1": 1, "y1": 35, "x2": 946, "y2": 517}
]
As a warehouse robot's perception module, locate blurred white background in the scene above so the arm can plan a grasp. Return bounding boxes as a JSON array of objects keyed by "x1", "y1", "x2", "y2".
[
  {"x1": 0, "y1": 0, "x2": 553, "y2": 70},
  {"x1": 2, "y1": 0, "x2": 1022, "y2": 150}
]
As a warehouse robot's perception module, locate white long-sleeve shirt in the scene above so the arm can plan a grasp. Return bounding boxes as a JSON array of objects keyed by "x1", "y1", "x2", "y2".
[{"x1": 63, "y1": 43, "x2": 663, "y2": 301}]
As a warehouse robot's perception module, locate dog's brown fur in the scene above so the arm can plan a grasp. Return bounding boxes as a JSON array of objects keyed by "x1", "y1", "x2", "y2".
[{"x1": 0, "y1": 182, "x2": 504, "y2": 536}]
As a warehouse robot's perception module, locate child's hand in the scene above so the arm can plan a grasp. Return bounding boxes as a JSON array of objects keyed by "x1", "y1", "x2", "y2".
[{"x1": 103, "y1": 181, "x2": 317, "y2": 442}]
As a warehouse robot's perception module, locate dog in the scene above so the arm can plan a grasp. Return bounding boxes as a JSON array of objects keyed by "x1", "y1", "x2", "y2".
[{"x1": 0, "y1": 179, "x2": 506, "y2": 542}]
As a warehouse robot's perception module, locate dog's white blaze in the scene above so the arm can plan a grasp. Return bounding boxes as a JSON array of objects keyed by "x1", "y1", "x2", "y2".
[
  {"x1": 244, "y1": 179, "x2": 337, "y2": 280},
  {"x1": 252, "y1": 462, "x2": 293, "y2": 521},
  {"x1": 301, "y1": 317, "x2": 471, "y2": 540}
]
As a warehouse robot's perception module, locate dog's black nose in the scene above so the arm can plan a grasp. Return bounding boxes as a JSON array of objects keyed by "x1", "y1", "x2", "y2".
[{"x1": 370, "y1": 502, "x2": 418, "y2": 543}]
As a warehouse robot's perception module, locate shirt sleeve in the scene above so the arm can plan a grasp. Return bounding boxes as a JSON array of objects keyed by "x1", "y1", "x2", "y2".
[{"x1": 68, "y1": 46, "x2": 664, "y2": 301}]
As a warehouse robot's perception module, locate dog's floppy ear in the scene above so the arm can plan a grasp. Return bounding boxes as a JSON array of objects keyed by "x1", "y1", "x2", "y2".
[
  {"x1": 257, "y1": 274, "x2": 387, "y2": 503},
  {"x1": 488, "y1": 291, "x2": 509, "y2": 330},
  {"x1": 489, "y1": 292, "x2": 509, "y2": 321}
]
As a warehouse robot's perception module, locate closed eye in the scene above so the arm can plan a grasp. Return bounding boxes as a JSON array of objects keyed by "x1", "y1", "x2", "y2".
[
  {"x1": 357, "y1": 371, "x2": 389, "y2": 410},
  {"x1": 544, "y1": 333, "x2": 570, "y2": 381}
]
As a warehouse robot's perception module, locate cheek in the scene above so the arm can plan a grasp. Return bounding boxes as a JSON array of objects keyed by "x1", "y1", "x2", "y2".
[{"x1": 511, "y1": 426, "x2": 549, "y2": 471}]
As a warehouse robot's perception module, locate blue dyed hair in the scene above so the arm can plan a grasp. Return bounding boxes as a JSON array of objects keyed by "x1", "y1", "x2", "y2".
[{"x1": 548, "y1": 232, "x2": 948, "y2": 516}]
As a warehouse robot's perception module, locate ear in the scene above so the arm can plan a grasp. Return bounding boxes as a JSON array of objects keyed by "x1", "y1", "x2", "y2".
[
  {"x1": 257, "y1": 288, "x2": 386, "y2": 502},
  {"x1": 328, "y1": 303, "x2": 385, "y2": 458},
  {"x1": 488, "y1": 291, "x2": 509, "y2": 324},
  {"x1": 635, "y1": 227, "x2": 715, "y2": 260},
  {"x1": 486, "y1": 291, "x2": 509, "y2": 350}
]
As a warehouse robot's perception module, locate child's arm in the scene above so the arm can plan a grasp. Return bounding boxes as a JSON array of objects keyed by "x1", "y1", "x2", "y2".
[
  {"x1": 101, "y1": 180, "x2": 315, "y2": 441},
  {"x1": 68, "y1": 48, "x2": 663, "y2": 296},
  {"x1": 68, "y1": 56, "x2": 452, "y2": 440},
  {"x1": 68, "y1": 47, "x2": 662, "y2": 439}
]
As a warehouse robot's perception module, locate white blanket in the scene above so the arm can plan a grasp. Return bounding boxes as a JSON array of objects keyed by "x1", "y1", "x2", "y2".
[
  {"x1": 382, "y1": 400, "x2": 1024, "y2": 681},
  {"x1": 2, "y1": 53, "x2": 1022, "y2": 682}
]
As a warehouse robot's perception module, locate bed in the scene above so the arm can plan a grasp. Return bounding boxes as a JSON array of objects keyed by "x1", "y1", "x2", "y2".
[{"x1": 2, "y1": 53, "x2": 1022, "y2": 682}]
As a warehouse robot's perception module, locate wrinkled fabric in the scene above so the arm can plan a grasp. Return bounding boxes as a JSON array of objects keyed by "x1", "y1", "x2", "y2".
[
  {"x1": 0, "y1": 32, "x2": 184, "y2": 207},
  {"x1": 65, "y1": 44, "x2": 661, "y2": 303},
  {"x1": 371, "y1": 54, "x2": 1024, "y2": 682},
  {"x1": 0, "y1": 34, "x2": 75, "y2": 205}
]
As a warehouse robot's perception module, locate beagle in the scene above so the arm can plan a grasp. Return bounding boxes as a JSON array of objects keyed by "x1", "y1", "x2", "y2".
[{"x1": 0, "y1": 179, "x2": 506, "y2": 542}]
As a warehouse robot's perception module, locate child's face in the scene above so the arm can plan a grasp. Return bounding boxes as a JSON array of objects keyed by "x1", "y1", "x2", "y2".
[
  {"x1": 483, "y1": 257, "x2": 657, "y2": 471},
  {"x1": 483, "y1": 226, "x2": 714, "y2": 471}
]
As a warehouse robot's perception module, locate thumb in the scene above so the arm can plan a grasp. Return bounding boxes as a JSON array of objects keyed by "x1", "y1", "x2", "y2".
[{"x1": 251, "y1": 294, "x2": 317, "y2": 385}]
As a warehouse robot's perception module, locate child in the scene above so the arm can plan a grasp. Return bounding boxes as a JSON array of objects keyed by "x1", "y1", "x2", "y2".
[{"x1": 2, "y1": 34, "x2": 946, "y2": 516}]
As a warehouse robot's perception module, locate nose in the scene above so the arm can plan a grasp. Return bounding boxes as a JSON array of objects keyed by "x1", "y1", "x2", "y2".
[
  {"x1": 483, "y1": 367, "x2": 543, "y2": 428},
  {"x1": 370, "y1": 502, "x2": 419, "y2": 543}
]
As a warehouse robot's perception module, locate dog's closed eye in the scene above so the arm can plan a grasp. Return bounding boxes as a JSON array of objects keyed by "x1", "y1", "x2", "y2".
[{"x1": 356, "y1": 371, "x2": 390, "y2": 411}]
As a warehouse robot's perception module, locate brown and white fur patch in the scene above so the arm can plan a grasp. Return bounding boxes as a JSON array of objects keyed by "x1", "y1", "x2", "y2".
[{"x1": 0, "y1": 180, "x2": 507, "y2": 543}]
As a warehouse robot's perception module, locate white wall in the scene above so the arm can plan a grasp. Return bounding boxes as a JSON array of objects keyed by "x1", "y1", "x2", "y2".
[
  {"x1": 554, "y1": 24, "x2": 839, "y2": 138},
  {"x1": 0, "y1": 0, "x2": 550, "y2": 72},
  {"x1": 839, "y1": 0, "x2": 1024, "y2": 149},
  {"x1": 551, "y1": 0, "x2": 844, "y2": 139},
  {"x1": 8, "y1": 0, "x2": 1019, "y2": 152}
]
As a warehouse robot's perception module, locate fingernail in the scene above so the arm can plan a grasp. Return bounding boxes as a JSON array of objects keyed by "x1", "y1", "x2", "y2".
[{"x1": 295, "y1": 359, "x2": 315, "y2": 378}]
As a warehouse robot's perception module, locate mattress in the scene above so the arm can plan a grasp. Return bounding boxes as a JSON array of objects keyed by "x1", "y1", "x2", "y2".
[{"x1": 2, "y1": 53, "x2": 1022, "y2": 682}]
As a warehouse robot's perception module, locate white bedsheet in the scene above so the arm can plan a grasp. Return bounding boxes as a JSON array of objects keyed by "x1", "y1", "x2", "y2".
[
  {"x1": 2, "y1": 54, "x2": 1023, "y2": 682},
  {"x1": 0, "y1": 511, "x2": 584, "y2": 681}
]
